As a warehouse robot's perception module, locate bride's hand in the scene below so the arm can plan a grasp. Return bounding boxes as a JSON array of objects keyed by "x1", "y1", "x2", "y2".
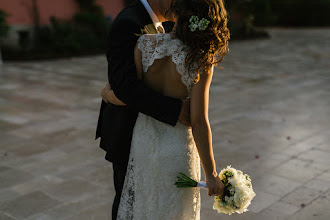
[{"x1": 206, "y1": 175, "x2": 224, "y2": 197}]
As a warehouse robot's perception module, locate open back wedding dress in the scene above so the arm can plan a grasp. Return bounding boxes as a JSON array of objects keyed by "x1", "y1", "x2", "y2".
[{"x1": 117, "y1": 33, "x2": 201, "y2": 220}]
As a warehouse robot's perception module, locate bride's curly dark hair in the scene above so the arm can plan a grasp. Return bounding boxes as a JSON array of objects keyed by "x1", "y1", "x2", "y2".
[{"x1": 167, "y1": 0, "x2": 230, "y2": 76}]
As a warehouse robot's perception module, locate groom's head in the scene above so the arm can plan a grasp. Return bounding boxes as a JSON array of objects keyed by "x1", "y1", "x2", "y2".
[{"x1": 148, "y1": 0, "x2": 173, "y2": 22}]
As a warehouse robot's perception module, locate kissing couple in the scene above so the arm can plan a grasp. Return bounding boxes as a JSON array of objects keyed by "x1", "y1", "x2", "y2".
[{"x1": 96, "y1": 0, "x2": 230, "y2": 219}]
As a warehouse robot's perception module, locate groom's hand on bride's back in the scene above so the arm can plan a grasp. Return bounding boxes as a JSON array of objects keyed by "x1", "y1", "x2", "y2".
[{"x1": 178, "y1": 98, "x2": 191, "y2": 126}]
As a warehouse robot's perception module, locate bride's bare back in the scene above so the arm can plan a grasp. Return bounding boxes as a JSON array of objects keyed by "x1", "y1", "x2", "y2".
[
  {"x1": 134, "y1": 33, "x2": 197, "y2": 100},
  {"x1": 136, "y1": 54, "x2": 189, "y2": 99}
]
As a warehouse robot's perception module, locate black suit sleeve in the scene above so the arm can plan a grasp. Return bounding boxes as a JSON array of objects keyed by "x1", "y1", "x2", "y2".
[{"x1": 107, "y1": 17, "x2": 182, "y2": 126}]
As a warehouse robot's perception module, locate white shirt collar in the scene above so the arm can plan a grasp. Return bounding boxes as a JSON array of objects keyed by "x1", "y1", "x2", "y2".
[{"x1": 140, "y1": 0, "x2": 163, "y2": 29}]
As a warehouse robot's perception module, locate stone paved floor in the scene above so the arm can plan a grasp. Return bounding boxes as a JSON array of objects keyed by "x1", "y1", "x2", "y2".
[{"x1": 0, "y1": 28, "x2": 329, "y2": 220}]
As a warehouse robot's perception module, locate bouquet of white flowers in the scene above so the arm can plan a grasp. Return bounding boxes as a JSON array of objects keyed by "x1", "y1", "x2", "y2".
[{"x1": 175, "y1": 165, "x2": 256, "y2": 215}]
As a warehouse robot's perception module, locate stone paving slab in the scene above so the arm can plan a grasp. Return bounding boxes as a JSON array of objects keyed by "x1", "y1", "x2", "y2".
[
  {"x1": 286, "y1": 197, "x2": 330, "y2": 220},
  {"x1": 0, "y1": 28, "x2": 330, "y2": 219},
  {"x1": 0, "y1": 191, "x2": 60, "y2": 219}
]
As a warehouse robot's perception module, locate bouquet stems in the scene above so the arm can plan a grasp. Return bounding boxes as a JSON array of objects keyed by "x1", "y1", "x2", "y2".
[{"x1": 175, "y1": 173, "x2": 207, "y2": 188}]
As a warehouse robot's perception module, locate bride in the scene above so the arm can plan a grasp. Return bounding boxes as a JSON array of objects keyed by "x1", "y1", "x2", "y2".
[{"x1": 102, "y1": 0, "x2": 230, "y2": 219}]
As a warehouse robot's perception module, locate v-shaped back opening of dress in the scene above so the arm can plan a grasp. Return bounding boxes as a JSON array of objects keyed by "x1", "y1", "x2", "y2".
[{"x1": 136, "y1": 33, "x2": 199, "y2": 100}]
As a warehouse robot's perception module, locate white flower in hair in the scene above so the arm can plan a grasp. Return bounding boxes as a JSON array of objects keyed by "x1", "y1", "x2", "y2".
[
  {"x1": 189, "y1": 15, "x2": 210, "y2": 32},
  {"x1": 198, "y1": 18, "x2": 210, "y2": 31}
]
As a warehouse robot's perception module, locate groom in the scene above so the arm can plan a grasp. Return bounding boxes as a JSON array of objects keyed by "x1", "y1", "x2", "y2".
[{"x1": 95, "y1": 0, "x2": 190, "y2": 219}]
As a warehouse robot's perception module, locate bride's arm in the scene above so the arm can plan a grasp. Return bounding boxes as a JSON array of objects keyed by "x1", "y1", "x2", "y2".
[
  {"x1": 190, "y1": 66, "x2": 224, "y2": 197},
  {"x1": 134, "y1": 44, "x2": 143, "y2": 80}
]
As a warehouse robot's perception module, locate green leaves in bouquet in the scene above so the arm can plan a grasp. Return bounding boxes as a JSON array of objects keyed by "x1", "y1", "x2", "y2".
[{"x1": 221, "y1": 170, "x2": 234, "y2": 185}]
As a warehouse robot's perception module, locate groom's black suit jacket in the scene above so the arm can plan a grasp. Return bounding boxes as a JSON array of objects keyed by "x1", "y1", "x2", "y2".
[{"x1": 96, "y1": 0, "x2": 181, "y2": 164}]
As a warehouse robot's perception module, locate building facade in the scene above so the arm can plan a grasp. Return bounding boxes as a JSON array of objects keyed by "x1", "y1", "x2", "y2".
[{"x1": 0, "y1": 0, "x2": 125, "y2": 48}]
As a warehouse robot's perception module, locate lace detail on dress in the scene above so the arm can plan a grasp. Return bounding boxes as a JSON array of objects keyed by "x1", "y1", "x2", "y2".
[
  {"x1": 117, "y1": 114, "x2": 201, "y2": 220},
  {"x1": 137, "y1": 33, "x2": 199, "y2": 92},
  {"x1": 117, "y1": 156, "x2": 134, "y2": 220}
]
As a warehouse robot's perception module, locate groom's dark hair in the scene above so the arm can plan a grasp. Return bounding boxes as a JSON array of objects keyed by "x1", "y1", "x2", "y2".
[{"x1": 168, "y1": 0, "x2": 230, "y2": 78}]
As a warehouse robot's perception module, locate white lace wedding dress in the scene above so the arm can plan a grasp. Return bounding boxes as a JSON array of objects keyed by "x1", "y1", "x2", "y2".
[{"x1": 117, "y1": 33, "x2": 201, "y2": 220}]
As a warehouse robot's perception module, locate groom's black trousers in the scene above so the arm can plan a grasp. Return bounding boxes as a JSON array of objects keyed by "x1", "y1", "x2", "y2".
[{"x1": 112, "y1": 161, "x2": 128, "y2": 220}]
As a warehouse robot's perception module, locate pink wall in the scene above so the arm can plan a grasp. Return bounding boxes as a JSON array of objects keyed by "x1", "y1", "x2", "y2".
[
  {"x1": 0, "y1": 0, "x2": 124, "y2": 25},
  {"x1": 97, "y1": 0, "x2": 124, "y2": 20}
]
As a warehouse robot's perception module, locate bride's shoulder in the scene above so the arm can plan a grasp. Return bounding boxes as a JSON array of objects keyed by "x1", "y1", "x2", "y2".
[
  {"x1": 137, "y1": 33, "x2": 187, "y2": 58},
  {"x1": 137, "y1": 33, "x2": 172, "y2": 50},
  {"x1": 138, "y1": 33, "x2": 170, "y2": 41}
]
